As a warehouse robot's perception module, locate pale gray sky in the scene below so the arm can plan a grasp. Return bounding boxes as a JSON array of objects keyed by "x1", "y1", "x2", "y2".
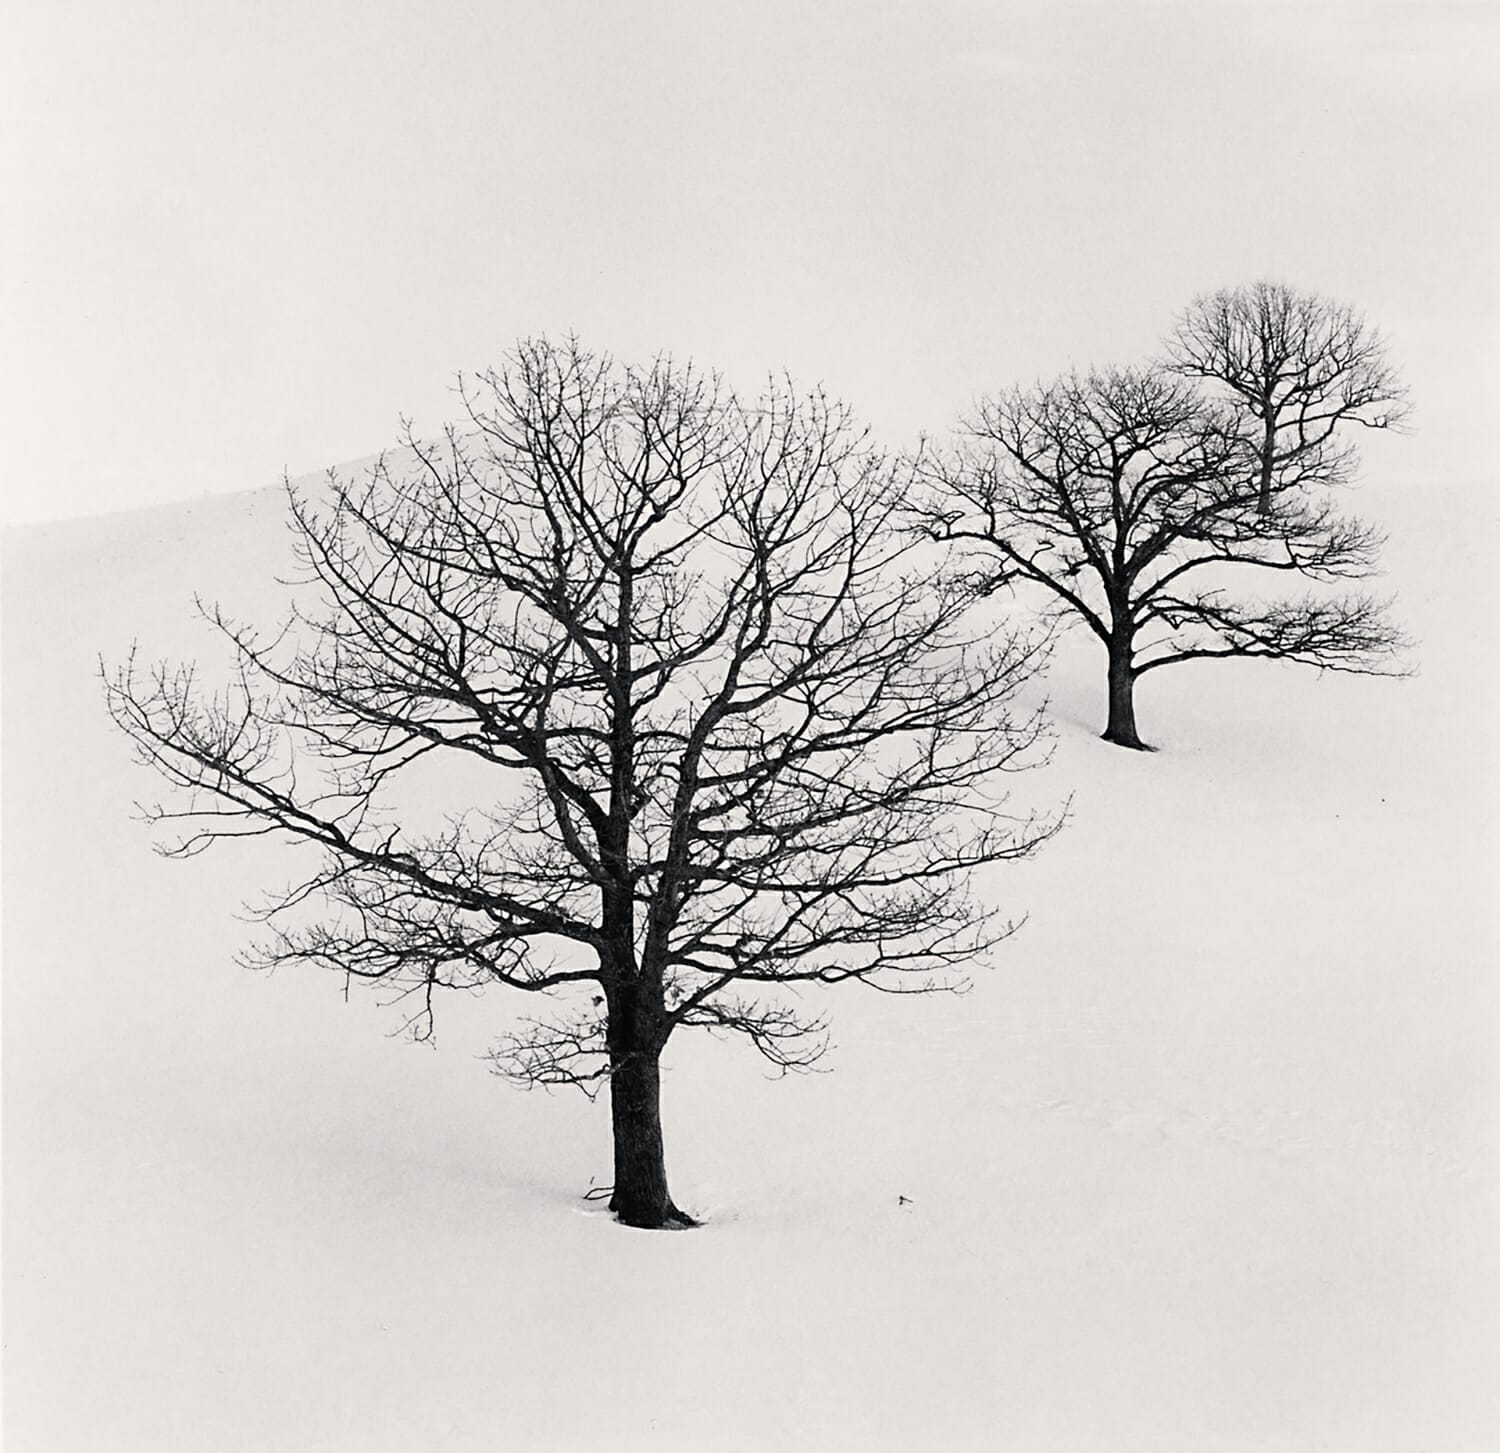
[{"x1": 5, "y1": 0, "x2": 1497, "y2": 525}]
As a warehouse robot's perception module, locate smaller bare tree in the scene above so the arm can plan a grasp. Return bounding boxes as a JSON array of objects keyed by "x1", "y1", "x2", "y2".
[
  {"x1": 915, "y1": 366, "x2": 1408, "y2": 750},
  {"x1": 105, "y1": 339, "x2": 1059, "y2": 1229},
  {"x1": 1166, "y1": 281, "x2": 1410, "y2": 516}
]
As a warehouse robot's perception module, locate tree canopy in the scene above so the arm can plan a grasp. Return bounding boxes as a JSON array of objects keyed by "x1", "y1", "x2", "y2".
[
  {"x1": 915, "y1": 285, "x2": 1409, "y2": 749},
  {"x1": 106, "y1": 337, "x2": 1058, "y2": 1226},
  {"x1": 1167, "y1": 281, "x2": 1410, "y2": 515}
]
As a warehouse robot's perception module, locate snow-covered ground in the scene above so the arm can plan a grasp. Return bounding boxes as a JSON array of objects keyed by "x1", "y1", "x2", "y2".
[{"x1": 4, "y1": 469, "x2": 1497, "y2": 1451}]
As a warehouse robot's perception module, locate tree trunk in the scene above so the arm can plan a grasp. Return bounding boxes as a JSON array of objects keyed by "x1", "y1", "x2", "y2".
[
  {"x1": 1257, "y1": 413, "x2": 1276, "y2": 516},
  {"x1": 1102, "y1": 638, "x2": 1149, "y2": 750},
  {"x1": 606, "y1": 1047, "x2": 694, "y2": 1228}
]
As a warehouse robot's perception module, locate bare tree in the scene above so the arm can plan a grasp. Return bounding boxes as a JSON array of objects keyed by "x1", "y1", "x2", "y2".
[
  {"x1": 1166, "y1": 281, "x2": 1409, "y2": 515},
  {"x1": 105, "y1": 338, "x2": 1058, "y2": 1229},
  {"x1": 915, "y1": 365, "x2": 1408, "y2": 751}
]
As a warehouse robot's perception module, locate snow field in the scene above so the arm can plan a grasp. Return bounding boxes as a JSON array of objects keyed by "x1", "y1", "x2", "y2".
[{"x1": 3, "y1": 472, "x2": 1496, "y2": 1450}]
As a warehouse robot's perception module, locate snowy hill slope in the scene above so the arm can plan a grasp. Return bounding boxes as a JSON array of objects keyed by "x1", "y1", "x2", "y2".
[{"x1": 4, "y1": 474, "x2": 1497, "y2": 1451}]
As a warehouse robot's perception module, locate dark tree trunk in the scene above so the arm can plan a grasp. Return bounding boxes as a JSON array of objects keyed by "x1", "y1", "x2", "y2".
[
  {"x1": 1102, "y1": 636, "x2": 1149, "y2": 750},
  {"x1": 601, "y1": 974, "x2": 694, "y2": 1229},
  {"x1": 606, "y1": 1048, "x2": 693, "y2": 1228},
  {"x1": 1256, "y1": 413, "x2": 1276, "y2": 516}
]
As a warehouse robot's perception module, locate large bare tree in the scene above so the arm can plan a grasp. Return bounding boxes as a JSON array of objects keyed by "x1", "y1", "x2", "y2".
[
  {"x1": 916, "y1": 365, "x2": 1408, "y2": 750},
  {"x1": 1166, "y1": 281, "x2": 1409, "y2": 515},
  {"x1": 105, "y1": 339, "x2": 1057, "y2": 1229}
]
